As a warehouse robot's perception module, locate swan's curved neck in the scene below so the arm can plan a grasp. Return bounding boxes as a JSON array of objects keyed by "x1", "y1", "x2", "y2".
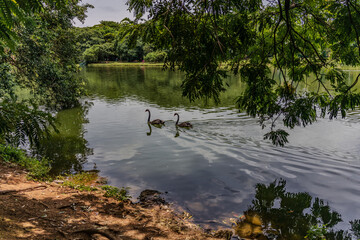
[
  {"x1": 175, "y1": 114, "x2": 179, "y2": 125},
  {"x1": 147, "y1": 111, "x2": 151, "y2": 122}
]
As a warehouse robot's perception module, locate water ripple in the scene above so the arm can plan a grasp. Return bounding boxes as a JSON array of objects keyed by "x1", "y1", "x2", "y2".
[{"x1": 83, "y1": 98, "x2": 360, "y2": 229}]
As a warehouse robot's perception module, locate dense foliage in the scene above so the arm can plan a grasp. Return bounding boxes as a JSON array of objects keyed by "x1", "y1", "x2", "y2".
[
  {"x1": 125, "y1": 0, "x2": 360, "y2": 145},
  {"x1": 0, "y1": 0, "x2": 91, "y2": 147},
  {"x1": 73, "y1": 21, "x2": 167, "y2": 63},
  {"x1": 75, "y1": 21, "x2": 121, "y2": 63},
  {"x1": 0, "y1": 0, "x2": 68, "y2": 52}
]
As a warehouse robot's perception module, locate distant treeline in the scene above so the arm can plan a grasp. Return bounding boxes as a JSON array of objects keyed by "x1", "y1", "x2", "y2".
[{"x1": 73, "y1": 21, "x2": 167, "y2": 64}]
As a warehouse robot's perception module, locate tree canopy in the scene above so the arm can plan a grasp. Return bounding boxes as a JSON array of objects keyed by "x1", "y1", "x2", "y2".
[
  {"x1": 73, "y1": 21, "x2": 166, "y2": 63},
  {"x1": 125, "y1": 0, "x2": 360, "y2": 145},
  {"x1": 0, "y1": 0, "x2": 69, "y2": 52},
  {"x1": 0, "y1": 0, "x2": 91, "y2": 147}
]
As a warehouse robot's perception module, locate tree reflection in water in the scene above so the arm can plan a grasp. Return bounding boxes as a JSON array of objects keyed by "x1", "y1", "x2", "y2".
[
  {"x1": 235, "y1": 179, "x2": 360, "y2": 240},
  {"x1": 32, "y1": 103, "x2": 93, "y2": 176}
]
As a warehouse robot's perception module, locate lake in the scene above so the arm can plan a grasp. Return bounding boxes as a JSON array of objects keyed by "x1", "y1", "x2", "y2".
[{"x1": 42, "y1": 65, "x2": 360, "y2": 235}]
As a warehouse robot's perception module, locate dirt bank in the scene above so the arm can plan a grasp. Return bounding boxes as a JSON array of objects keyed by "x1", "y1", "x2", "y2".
[{"x1": 0, "y1": 162, "x2": 233, "y2": 240}]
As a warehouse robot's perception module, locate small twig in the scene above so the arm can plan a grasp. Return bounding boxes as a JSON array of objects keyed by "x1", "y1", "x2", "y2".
[
  {"x1": 39, "y1": 216, "x2": 58, "y2": 223},
  {"x1": 291, "y1": 26, "x2": 326, "y2": 65},
  {"x1": 57, "y1": 202, "x2": 77, "y2": 210},
  {"x1": 57, "y1": 230, "x2": 67, "y2": 238},
  {"x1": 163, "y1": 24, "x2": 175, "y2": 41},
  {"x1": 36, "y1": 200, "x2": 50, "y2": 209},
  {"x1": 315, "y1": 72, "x2": 333, "y2": 98}
]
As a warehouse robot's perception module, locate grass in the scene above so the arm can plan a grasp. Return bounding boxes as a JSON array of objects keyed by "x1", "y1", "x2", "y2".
[
  {"x1": 336, "y1": 65, "x2": 360, "y2": 70},
  {"x1": 60, "y1": 181, "x2": 131, "y2": 201},
  {"x1": 62, "y1": 180, "x2": 98, "y2": 192},
  {"x1": 62, "y1": 171, "x2": 99, "y2": 185},
  {"x1": 0, "y1": 144, "x2": 51, "y2": 180},
  {"x1": 87, "y1": 61, "x2": 360, "y2": 71}
]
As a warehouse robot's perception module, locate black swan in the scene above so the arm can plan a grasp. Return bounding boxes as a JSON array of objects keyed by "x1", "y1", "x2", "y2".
[
  {"x1": 145, "y1": 109, "x2": 165, "y2": 125},
  {"x1": 174, "y1": 113, "x2": 192, "y2": 127}
]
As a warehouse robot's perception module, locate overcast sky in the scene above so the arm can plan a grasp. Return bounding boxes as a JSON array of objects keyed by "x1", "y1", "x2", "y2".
[{"x1": 74, "y1": 0, "x2": 134, "y2": 27}]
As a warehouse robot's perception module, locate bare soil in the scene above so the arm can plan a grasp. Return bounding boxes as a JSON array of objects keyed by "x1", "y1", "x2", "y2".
[{"x1": 0, "y1": 162, "x2": 233, "y2": 240}]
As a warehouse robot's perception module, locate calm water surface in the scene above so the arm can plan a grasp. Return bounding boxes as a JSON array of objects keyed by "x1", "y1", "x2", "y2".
[{"x1": 51, "y1": 66, "x2": 360, "y2": 231}]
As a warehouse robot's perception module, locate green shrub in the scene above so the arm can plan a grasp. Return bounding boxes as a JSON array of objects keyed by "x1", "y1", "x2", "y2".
[
  {"x1": 101, "y1": 185, "x2": 131, "y2": 201},
  {"x1": 83, "y1": 43, "x2": 117, "y2": 63},
  {"x1": 144, "y1": 51, "x2": 167, "y2": 62},
  {"x1": 83, "y1": 45, "x2": 100, "y2": 63}
]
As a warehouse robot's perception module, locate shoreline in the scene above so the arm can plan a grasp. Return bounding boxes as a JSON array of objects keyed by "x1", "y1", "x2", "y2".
[
  {"x1": 0, "y1": 161, "x2": 233, "y2": 239},
  {"x1": 85, "y1": 61, "x2": 360, "y2": 71},
  {"x1": 87, "y1": 62, "x2": 164, "y2": 67}
]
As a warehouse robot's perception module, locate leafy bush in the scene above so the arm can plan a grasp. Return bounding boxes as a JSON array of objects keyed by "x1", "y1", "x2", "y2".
[
  {"x1": 144, "y1": 50, "x2": 167, "y2": 62},
  {"x1": 83, "y1": 45, "x2": 101, "y2": 63},
  {"x1": 83, "y1": 43, "x2": 117, "y2": 63},
  {"x1": 101, "y1": 185, "x2": 131, "y2": 201},
  {"x1": 115, "y1": 38, "x2": 145, "y2": 62}
]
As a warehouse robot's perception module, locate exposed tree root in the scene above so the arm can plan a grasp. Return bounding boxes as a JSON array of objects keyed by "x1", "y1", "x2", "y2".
[
  {"x1": 32, "y1": 198, "x2": 50, "y2": 209},
  {"x1": 0, "y1": 185, "x2": 46, "y2": 195},
  {"x1": 72, "y1": 228, "x2": 118, "y2": 240}
]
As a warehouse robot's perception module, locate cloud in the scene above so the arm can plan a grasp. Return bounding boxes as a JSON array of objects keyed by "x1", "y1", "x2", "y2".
[{"x1": 75, "y1": 0, "x2": 133, "y2": 26}]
